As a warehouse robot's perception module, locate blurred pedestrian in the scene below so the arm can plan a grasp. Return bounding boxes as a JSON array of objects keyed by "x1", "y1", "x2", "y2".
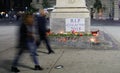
[
  {"x1": 16, "y1": 13, "x2": 21, "y2": 21},
  {"x1": 11, "y1": 14, "x2": 43, "y2": 72},
  {"x1": 36, "y1": 9, "x2": 54, "y2": 54},
  {"x1": 5, "y1": 13, "x2": 9, "y2": 19}
]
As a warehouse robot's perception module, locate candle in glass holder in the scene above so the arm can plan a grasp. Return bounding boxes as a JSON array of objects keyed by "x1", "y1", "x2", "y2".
[
  {"x1": 91, "y1": 31, "x2": 99, "y2": 36},
  {"x1": 80, "y1": 33, "x2": 83, "y2": 36},
  {"x1": 60, "y1": 31, "x2": 63, "y2": 34},
  {"x1": 90, "y1": 37, "x2": 96, "y2": 43}
]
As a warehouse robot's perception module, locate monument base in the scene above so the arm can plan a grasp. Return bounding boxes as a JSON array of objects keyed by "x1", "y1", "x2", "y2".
[
  {"x1": 50, "y1": 18, "x2": 90, "y2": 33},
  {"x1": 50, "y1": 0, "x2": 90, "y2": 33},
  {"x1": 50, "y1": 7, "x2": 90, "y2": 33}
]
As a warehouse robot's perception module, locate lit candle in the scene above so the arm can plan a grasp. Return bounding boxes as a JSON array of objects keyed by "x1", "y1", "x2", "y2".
[
  {"x1": 80, "y1": 33, "x2": 83, "y2": 36},
  {"x1": 90, "y1": 37, "x2": 96, "y2": 43},
  {"x1": 74, "y1": 32, "x2": 78, "y2": 35},
  {"x1": 91, "y1": 31, "x2": 99, "y2": 36},
  {"x1": 60, "y1": 31, "x2": 63, "y2": 34}
]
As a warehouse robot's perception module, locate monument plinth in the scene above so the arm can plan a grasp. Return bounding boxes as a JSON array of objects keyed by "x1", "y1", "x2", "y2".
[
  {"x1": 31, "y1": 0, "x2": 43, "y2": 9},
  {"x1": 50, "y1": 0, "x2": 90, "y2": 33}
]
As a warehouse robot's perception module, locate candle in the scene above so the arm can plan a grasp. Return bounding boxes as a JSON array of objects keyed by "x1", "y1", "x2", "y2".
[
  {"x1": 80, "y1": 33, "x2": 83, "y2": 36},
  {"x1": 60, "y1": 31, "x2": 63, "y2": 34},
  {"x1": 90, "y1": 37, "x2": 96, "y2": 43},
  {"x1": 91, "y1": 30, "x2": 99, "y2": 36}
]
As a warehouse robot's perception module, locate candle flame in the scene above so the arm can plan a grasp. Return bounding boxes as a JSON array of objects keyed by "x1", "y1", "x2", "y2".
[
  {"x1": 60, "y1": 31, "x2": 63, "y2": 34},
  {"x1": 90, "y1": 37, "x2": 96, "y2": 43}
]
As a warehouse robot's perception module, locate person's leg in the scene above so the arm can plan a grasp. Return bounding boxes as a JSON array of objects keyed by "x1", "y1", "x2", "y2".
[
  {"x1": 27, "y1": 42, "x2": 39, "y2": 64},
  {"x1": 12, "y1": 49, "x2": 24, "y2": 66},
  {"x1": 36, "y1": 40, "x2": 41, "y2": 48},
  {"x1": 11, "y1": 49, "x2": 24, "y2": 72},
  {"x1": 43, "y1": 37, "x2": 54, "y2": 54},
  {"x1": 27, "y1": 41, "x2": 43, "y2": 70},
  {"x1": 36, "y1": 34, "x2": 42, "y2": 48}
]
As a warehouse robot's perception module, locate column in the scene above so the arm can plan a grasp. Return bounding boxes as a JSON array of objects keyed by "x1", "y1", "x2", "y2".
[{"x1": 114, "y1": 0, "x2": 119, "y2": 20}]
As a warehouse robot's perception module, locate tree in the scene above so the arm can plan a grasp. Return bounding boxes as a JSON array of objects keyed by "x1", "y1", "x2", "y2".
[
  {"x1": 93, "y1": 0, "x2": 102, "y2": 13},
  {"x1": 42, "y1": 0, "x2": 50, "y2": 8},
  {"x1": 24, "y1": 0, "x2": 32, "y2": 8}
]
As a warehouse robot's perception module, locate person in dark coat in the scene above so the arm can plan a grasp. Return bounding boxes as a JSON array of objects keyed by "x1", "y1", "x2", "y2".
[
  {"x1": 11, "y1": 14, "x2": 43, "y2": 72},
  {"x1": 36, "y1": 9, "x2": 54, "y2": 54}
]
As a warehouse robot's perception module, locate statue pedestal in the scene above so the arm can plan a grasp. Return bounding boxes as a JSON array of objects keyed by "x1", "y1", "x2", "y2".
[
  {"x1": 31, "y1": 0, "x2": 43, "y2": 9},
  {"x1": 50, "y1": 0, "x2": 90, "y2": 33}
]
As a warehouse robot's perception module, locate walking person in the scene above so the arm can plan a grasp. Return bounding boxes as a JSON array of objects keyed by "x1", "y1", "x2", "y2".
[
  {"x1": 36, "y1": 9, "x2": 54, "y2": 54},
  {"x1": 11, "y1": 14, "x2": 43, "y2": 72}
]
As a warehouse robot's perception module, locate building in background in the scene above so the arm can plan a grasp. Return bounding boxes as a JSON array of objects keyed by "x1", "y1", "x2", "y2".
[
  {"x1": 13, "y1": 0, "x2": 32, "y2": 11},
  {"x1": 33, "y1": 0, "x2": 119, "y2": 20},
  {"x1": 0, "y1": 0, "x2": 12, "y2": 11},
  {"x1": 0, "y1": 0, "x2": 32, "y2": 11},
  {"x1": 48, "y1": 0, "x2": 56, "y2": 7},
  {"x1": 0, "y1": 0, "x2": 120, "y2": 20}
]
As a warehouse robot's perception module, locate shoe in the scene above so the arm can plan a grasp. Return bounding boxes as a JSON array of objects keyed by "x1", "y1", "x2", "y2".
[
  {"x1": 48, "y1": 50, "x2": 55, "y2": 54},
  {"x1": 35, "y1": 53, "x2": 39, "y2": 56},
  {"x1": 34, "y1": 65, "x2": 43, "y2": 70},
  {"x1": 11, "y1": 66, "x2": 20, "y2": 72}
]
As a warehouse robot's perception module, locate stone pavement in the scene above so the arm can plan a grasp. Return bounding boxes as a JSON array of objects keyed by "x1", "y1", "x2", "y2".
[
  {"x1": 1, "y1": 30, "x2": 120, "y2": 73},
  {"x1": 1, "y1": 20, "x2": 120, "y2": 73},
  {"x1": 1, "y1": 44, "x2": 120, "y2": 73},
  {"x1": 91, "y1": 19, "x2": 120, "y2": 26},
  {"x1": 0, "y1": 26, "x2": 16, "y2": 52}
]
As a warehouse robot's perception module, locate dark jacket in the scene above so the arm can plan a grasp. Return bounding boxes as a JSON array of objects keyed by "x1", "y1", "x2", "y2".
[
  {"x1": 37, "y1": 16, "x2": 47, "y2": 35},
  {"x1": 17, "y1": 23, "x2": 28, "y2": 49}
]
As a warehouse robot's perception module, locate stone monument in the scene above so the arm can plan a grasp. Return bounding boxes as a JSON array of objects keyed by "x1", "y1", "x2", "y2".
[
  {"x1": 31, "y1": 0, "x2": 43, "y2": 9},
  {"x1": 50, "y1": 0, "x2": 90, "y2": 33}
]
